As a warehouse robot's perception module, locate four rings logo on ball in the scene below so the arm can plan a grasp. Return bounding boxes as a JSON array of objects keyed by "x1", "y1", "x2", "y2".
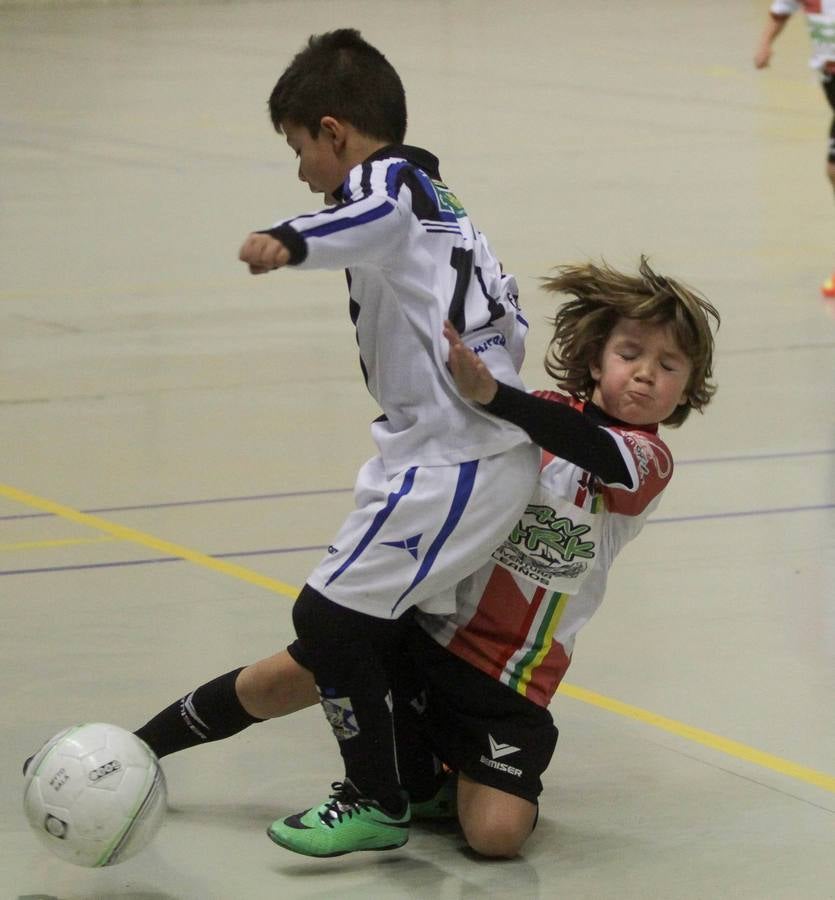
[{"x1": 88, "y1": 759, "x2": 122, "y2": 782}]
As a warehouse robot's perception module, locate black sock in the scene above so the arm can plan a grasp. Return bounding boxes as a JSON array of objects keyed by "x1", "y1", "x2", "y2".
[
  {"x1": 391, "y1": 679, "x2": 444, "y2": 804},
  {"x1": 330, "y1": 687, "x2": 408, "y2": 816},
  {"x1": 134, "y1": 667, "x2": 264, "y2": 759},
  {"x1": 293, "y1": 586, "x2": 410, "y2": 814}
]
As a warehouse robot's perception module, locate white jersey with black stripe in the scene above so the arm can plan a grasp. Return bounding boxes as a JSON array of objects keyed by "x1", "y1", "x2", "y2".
[{"x1": 265, "y1": 145, "x2": 531, "y2": 476}]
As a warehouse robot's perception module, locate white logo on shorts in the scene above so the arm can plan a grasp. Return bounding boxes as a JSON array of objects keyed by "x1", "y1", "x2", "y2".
[{"x1": 488, "y1": 734, "x2": 520, "y2": 760}]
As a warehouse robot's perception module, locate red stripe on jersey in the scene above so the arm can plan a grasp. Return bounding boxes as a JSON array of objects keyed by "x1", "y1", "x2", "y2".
[
  {"x1": 600, "y1": 428, "x2": 672, "y2": 515},
  {"x1": 574, "y1": 470, "x2": 592, "y2": 507},
  {"x1": 445, "y1": 567, "x2": 544, "y2": 680}
]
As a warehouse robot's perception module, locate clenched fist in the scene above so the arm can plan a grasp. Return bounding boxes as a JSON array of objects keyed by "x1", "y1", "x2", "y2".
[{"x1": 239, "y1": 233, "x2": 291, "y2": 274}]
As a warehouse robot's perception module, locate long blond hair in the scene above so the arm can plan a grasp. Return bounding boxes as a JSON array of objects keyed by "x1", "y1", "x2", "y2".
[{"x1": 541, "y1": 257, "x2": 719, "y2": 427}]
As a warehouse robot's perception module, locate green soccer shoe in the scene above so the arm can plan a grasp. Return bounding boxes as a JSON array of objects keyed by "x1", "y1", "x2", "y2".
[
  {"x1": 409, "y1": 773, "x2": 458, "y2": 821},
  {"x1": 267, "y1": 781, "x2": 410, "y2": 858}
]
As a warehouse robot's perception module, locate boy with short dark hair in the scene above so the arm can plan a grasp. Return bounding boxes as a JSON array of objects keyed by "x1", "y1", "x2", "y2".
[{"x1": 238, "y1": 28, "x2": 540, "y2": 856}]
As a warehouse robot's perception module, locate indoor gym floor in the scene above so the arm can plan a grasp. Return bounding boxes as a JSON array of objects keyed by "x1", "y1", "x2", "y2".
[{"x1": 1, "y1": 1, "x2": 833, "y2": 898}]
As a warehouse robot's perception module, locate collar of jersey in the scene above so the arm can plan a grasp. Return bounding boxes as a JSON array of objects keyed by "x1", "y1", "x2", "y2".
[
  {"x1": 333, "y1": 145, "x2": 441, "y2": 202},
  {"x1": 583, "y1": 399, "x2": 659, "y2": 435}
]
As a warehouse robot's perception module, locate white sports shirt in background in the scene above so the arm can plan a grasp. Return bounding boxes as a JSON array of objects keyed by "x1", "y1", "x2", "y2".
[{"x1": 770, "y1": 0, "x2": 835, "y2": 69}]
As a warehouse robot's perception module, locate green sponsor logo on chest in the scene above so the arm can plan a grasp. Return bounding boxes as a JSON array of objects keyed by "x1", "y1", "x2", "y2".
[{"x1": 509, "y1": 505, "x2": 596, "y2": 562}]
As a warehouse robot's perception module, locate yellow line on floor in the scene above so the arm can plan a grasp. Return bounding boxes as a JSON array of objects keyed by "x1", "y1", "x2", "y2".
[
  {"x1": 559, "y1": 682, "x2": 835, "y2": 793},
  {"x1": 0, "y1": 483, "x2": 297, "y2": 599},
  {"x1": 0, "y1": 536, "x2": 117, "y2": 552},
  {"x1": 3, "y1": 482, "x2": 832, "y2": 795}
]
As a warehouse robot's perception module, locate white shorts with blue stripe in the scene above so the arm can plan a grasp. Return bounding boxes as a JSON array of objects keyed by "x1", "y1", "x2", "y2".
[{"x1": 306, "y1": 442, "x2": 540, "y2": 619}]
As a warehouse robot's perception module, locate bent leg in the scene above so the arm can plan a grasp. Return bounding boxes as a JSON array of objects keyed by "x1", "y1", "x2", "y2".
[
  {"x1": 135, "y1": 649, "x2": 318, "y2": 758},
  {"x1": 405, "y1": 628, "x2": 557, "y2": 856},
  {"x1": 457, "y1": 773, "x2": 538, "y2": 859},
  {"x1": 235, "y1": 649, "x2": 318, "y2": 719}
]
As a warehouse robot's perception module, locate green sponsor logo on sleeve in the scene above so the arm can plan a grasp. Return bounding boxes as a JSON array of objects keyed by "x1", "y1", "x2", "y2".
[{"x1": 431, "y1": 179, "x2": 467, "y2": 218}]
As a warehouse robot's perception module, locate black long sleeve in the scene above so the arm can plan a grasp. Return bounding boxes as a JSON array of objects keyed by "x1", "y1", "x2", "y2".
[{"x1": 483, "y1": 382, "x2": 634, "y2": 487}]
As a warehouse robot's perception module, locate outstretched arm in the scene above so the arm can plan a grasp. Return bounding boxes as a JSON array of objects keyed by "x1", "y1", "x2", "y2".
[
  {"x1": 444, "y1": 320, "x2": 632, "y2": 485},
  {"x1": 754, "y1": 13, "x2": 789, "y2": 68},
  {"x1": 238, "y1": 233, "x2": 292, "y2": 275},
  {"x1": 242, "y1": 187, "x2": 405, "y2": 276}
]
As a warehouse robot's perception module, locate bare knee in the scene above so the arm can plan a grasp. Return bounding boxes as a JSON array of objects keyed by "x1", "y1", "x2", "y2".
[
  {"x1": 826, "y1": 161, "x2": 835, "y2": 190},
  {"x1": 456, "y1": 775, "x2": 537, "y2": 859},
  {"x1": 461, "y1": 817, "x2": 530, "y2": 859}
]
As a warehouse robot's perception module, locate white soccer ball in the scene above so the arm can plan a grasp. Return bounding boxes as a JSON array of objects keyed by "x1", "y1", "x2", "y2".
[{"x1": 23, "y1": 722, "x2": 167, "y2": 867}]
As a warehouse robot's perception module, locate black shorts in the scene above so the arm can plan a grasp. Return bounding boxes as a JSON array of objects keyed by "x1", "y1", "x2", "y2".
[
  {"x1": 287, "y1": 622, "x2": 559, "y2": 804},
  {"x1": 407, "y1": 626, "x2": 558, "y2": 804}
]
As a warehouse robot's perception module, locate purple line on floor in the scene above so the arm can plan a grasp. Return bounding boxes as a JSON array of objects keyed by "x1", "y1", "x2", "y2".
[
  {"x1": 0, "y1": 545, "x2": 328, "y2": 577},
  {"x1": 0, "y1": 503, "x2": 831, "y2": 578},
  {"x1": 0, "y1": 488, "x2": 353, "y2": 521},
  {"x1": 676, "y1": 448, "x2": 835, "y2": 466},
  {"x1": 647, "y1": 502, "x2": 834, "y2": 525},
  {"x1": 0, "y1": 449, "x2": 832, "y2": 522}
]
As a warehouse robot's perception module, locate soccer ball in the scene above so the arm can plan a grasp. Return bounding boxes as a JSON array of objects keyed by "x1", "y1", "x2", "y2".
[{"x1": 23, "y1": 723, "x2": 167, "y2": 867}]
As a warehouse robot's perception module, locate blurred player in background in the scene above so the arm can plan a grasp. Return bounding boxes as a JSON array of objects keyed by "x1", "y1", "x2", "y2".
[{"x1": 754, "y1": 1, "x2": 835, "y2": 296}]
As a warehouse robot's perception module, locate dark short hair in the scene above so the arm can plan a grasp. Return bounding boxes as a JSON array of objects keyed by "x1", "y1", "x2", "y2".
[{"x1": 268, "y1": 28, "x2": 407, "y2": 144}]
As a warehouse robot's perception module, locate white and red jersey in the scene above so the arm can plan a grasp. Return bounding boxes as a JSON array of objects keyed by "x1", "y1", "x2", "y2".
[
  {"x1": 417, "y1": 392, "x2": 673, "y2": 708},
  {"x1": 771, "y1": 1, "x2": 835, "y2": 69}
]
